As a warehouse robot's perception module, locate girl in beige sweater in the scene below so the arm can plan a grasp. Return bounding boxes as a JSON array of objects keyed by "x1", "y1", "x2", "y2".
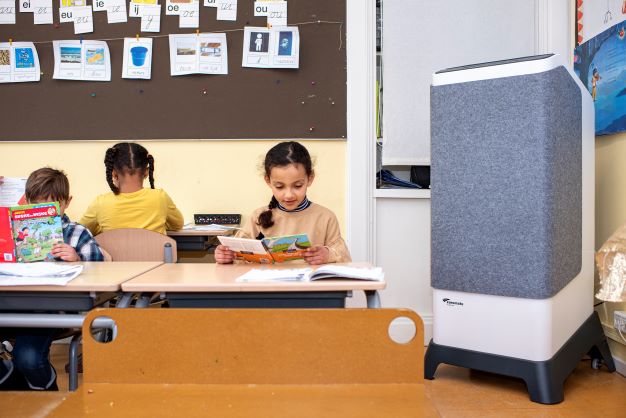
[{"x1": 215, "y1": 141, "x2": 351, "y2": 265}]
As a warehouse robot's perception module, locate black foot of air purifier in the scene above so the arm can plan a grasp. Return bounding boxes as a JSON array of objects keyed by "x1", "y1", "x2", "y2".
[{"x1": 424, "y1": 311, "x2": 615, "y2": 404}]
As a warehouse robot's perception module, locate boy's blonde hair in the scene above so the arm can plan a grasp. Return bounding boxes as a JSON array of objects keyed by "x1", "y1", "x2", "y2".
[{"x1": 25, "y1": 167, "x2": 70, "y2": 203}]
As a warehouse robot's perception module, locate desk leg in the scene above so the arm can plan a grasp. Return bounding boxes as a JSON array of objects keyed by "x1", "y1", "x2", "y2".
[
  {"x1": 69, "y1": 333, "x2": 81, "y2": 392},
  {"x1": 365, "y1": 290, "x2": 381, "y2": 308},
  {"x1": 116, "y1": 293, "x2": 134, "y2": 308},
  {"x1": 134, "y1": 293, "x2": 152, "y2": 308}
]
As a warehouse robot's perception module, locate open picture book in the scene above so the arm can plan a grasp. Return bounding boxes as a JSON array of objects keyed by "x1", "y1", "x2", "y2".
[
  {"x1": 235, "y1": 265, "x2": 385, "y2": 283},
  {"x1": 218, "y1": 234, "x2": 312, "y2": 263}
]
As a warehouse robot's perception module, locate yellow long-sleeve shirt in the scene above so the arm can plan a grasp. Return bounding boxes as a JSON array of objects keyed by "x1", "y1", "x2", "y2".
[
  {"x1": 79, "y1": 188, "x2": 184, "y2": 236},
  {"x1": 237, "y1": 203, "x2": 351, "y2": 263}
]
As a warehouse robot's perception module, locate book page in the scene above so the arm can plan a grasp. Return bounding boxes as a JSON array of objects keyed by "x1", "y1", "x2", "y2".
[
  {"x1": 0, "y1": 177, "x2": 27, "y2": 206},
  {"x1": 235, "y1": 268, "x2": 310, "y2": 282},
  {"x1": 0, "y1": 263, "x2": 83, "y2": 285},
  {"x1": 308, "y1": 265, "x2": 385, "y2": 281}
]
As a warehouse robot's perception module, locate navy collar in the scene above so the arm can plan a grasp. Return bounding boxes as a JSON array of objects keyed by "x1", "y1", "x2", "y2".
[{"x1": 276, "y1": 197, "x2": 312, "y2": 212}]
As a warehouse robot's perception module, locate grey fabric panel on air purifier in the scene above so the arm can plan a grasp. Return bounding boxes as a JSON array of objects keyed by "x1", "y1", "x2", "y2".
[{"x1": 431, "y1": 66, "x2": 582, "y2": 299}]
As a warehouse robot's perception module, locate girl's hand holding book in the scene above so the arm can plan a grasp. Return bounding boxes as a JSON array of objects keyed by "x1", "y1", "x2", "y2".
[
  {"x1": 215, "y1": 244, "x2": 235, "y2": 264},
  {"x1": 303, "y1": 245, "x2": 330, "y2": 265}
]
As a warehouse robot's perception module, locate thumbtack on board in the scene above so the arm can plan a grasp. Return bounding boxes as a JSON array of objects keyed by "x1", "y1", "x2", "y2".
[
  {"x1": 80, "y1": 37, "x2": 83, "y2": 44},
  {"x1": 196, "y1": 29, "x2": 200, "y2": 37},
  {"x1": 136, "y1": 34, "x2": 139, "y2": 41},
  {"x1": 9, "y1": 38, "x2": 12, "y2": 46}
]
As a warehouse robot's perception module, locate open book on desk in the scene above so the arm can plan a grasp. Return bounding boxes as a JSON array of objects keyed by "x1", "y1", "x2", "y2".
[
  {"x1": 235, "y1": 265, "x2": 385, "y2": 283},
  {"x1": 0, "y1": 263, "x2": 83, "y2": 286}
]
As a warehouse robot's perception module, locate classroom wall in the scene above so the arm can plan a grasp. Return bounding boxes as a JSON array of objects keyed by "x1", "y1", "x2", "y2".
[
  {"x1": 0, "y1": 140, "x2": 347, "y2": 234},
  {"x1": 595, "y1": 132, "x2": 626, "y2": 373}
]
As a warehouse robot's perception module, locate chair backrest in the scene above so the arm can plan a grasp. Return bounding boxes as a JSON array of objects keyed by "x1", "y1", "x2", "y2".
[{"x1": 94, "y1": 228, "x2": 177, "y2": 263}]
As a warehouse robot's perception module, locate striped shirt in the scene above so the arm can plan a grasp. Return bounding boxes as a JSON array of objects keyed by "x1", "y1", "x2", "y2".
[{"x1": 61, "y1": 215, "x2": 104, "y2": 262}]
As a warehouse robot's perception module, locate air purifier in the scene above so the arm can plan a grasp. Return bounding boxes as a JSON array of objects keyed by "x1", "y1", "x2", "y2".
[{"x1": 425, "y1": 54, "x2": 615, "y2": 404}]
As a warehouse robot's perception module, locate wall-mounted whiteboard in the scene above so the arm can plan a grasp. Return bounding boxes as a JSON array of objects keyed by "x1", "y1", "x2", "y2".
[{"x1": 382, "y1": 0, "x2": 540, "y2": 166}]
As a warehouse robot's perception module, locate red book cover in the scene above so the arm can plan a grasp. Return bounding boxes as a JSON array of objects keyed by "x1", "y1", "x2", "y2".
[{"x1": 0, "y1": 207, "x2": 16, "y2": 263}]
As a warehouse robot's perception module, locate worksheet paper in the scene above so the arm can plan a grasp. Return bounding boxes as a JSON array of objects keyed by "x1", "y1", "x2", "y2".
[
  {"x1": 139, "y1": 3, "x2": 160, "y2": 32},
  {"x1": 52, "y1": 39, "x2": 111, "y2": 81},
  {"x1": 122, "y1": 37, "x2": 152, "y2": 79},
  {"x1": 242, "y1": 25, "x2": 298, "y2": 69},
  {"x1": 0, "y1": 177, "x2": 27, "y2": 206},
  {"x1": 0, "y1": 0, "x2": 16, "y2": 25},
  {"x1": 0, "y1": 42, "x2": 41, "y2": 83},
  {"x1": 169, "y1": 33, "x2": 228, "y2": 75},
  {"x1": 32, "y1": 0, "x2": 53, "y2": 24}
]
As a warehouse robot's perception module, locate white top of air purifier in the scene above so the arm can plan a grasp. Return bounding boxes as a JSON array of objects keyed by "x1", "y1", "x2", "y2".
[{"x1": 432, "y1": 53, "x2": 564, "y2": 86}]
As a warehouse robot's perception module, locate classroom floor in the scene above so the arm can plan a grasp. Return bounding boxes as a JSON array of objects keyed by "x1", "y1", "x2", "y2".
[{"x1": 2, "y1": 345, "x2": 625, "y2": 418}]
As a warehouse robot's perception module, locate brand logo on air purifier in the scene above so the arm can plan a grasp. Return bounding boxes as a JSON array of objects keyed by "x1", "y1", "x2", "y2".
[{"x1": 442, "y1": 298, "x2": 464, "y2": 306}]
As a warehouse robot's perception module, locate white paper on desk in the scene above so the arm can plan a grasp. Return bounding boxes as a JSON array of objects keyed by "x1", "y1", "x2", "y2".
[
  {"x1": 236, "y1": 268, "x2": 310, "y2": 282},
  {"x1": 0, "y1": 177, "x2": 26, "y2": 205},
  {"x1": 0, "y1": 42, "x2": 41, "y2": 84},
  {"x1": 122, "y1": 37, "x2": 152, "y2": 79},
  {"x1": 0, "y1": 0, "x2": 17, "y2": 24},
  {"x1": 203, "y1": 0, "x2": 215, "y2": 7},
  {"x1": 72, "y1": 5, "x2": 93, "y2": 34},
  {"x1": 0, "y1": 263, "x2": 83, "y2": 286},
  {"x1": 32, "y1": 0, "x2": 53, "y2": 24},
  {"x1": 106, "y1": 0, "x2": 126, "y2": 23},
  {"x1": 182, "y1": 223, "x2": 239, "y2": 231},
  {"x1": 139, "y1": 4, "x2": 160, "y2": 32},
  {"x1": 178, "y1": 1, "x2": 198, "y2": 28},
  {"x1": 216, "y1": 0, "x2": 236, "y2": 21},
  {"x1": 53, "y1": 39, "x2": 111, "y2": 81}
]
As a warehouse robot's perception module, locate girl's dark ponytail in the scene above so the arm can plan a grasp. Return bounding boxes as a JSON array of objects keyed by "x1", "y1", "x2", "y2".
[
  {"x1": 104, "y1": 147, "x2": 120, "y2": 194},
  {"x1": 147, "y1": 154, "x2": 155, "y2": 189},
  {"x1": 258, "y1": 196, "x2": 278, "y2": 229}
]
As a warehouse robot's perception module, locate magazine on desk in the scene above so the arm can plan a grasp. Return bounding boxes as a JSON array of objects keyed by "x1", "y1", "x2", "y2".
[
  {"x1": 0, "y1": 202, "x2": 64, "y2": 263},
  {"x1": 235, "y1": 265, "x2": 385, "y2": 283},
  {"x1": 218, "y1": 234, "x2": 312, "y2": 263}
]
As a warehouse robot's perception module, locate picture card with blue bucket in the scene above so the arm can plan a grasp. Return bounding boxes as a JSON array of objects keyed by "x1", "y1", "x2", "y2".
[
  {"x1": 0, "y1": 41, "x2": 41, "y2": 83},
  {"x1": 52, "y1": 39, "x2": 111, "y2": 81},
  {"x1": 122, "y1": 37, "x2": 152, "y2": 79}
]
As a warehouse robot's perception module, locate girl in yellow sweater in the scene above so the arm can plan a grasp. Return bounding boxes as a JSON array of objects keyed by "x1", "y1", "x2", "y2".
[
  {"x1": 216, "y1": 141, "x2": 351, "y2": 264},
  {"x1": 80, "y1": 142, "x2": 183, "y2": 235}
]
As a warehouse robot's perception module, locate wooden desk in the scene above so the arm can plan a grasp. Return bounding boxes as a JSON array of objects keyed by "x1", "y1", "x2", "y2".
[
  {"x1": 0, "y1": 262, "x2": 163, "y2": 311},
  {"x1": 0, "y1": 261, "x2": 163, "y2": 391},
  {"x1": 167, "y1": 225, "x2": 237, "y2": 263},
  {"x1": 46, "y1": 308, "x2": 437, "y2": 417},
  {"x1": 122, "y1": 262, "x2": 385, "y2": 308}
]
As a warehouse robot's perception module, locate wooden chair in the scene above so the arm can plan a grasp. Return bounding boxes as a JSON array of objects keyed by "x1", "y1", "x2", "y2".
[
  {"x1": 65, "y1": 229, "x2": 176, "y2": 390},
  {"x1": 94, "y1": 228, "x2": 177, "y2": 263}
]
